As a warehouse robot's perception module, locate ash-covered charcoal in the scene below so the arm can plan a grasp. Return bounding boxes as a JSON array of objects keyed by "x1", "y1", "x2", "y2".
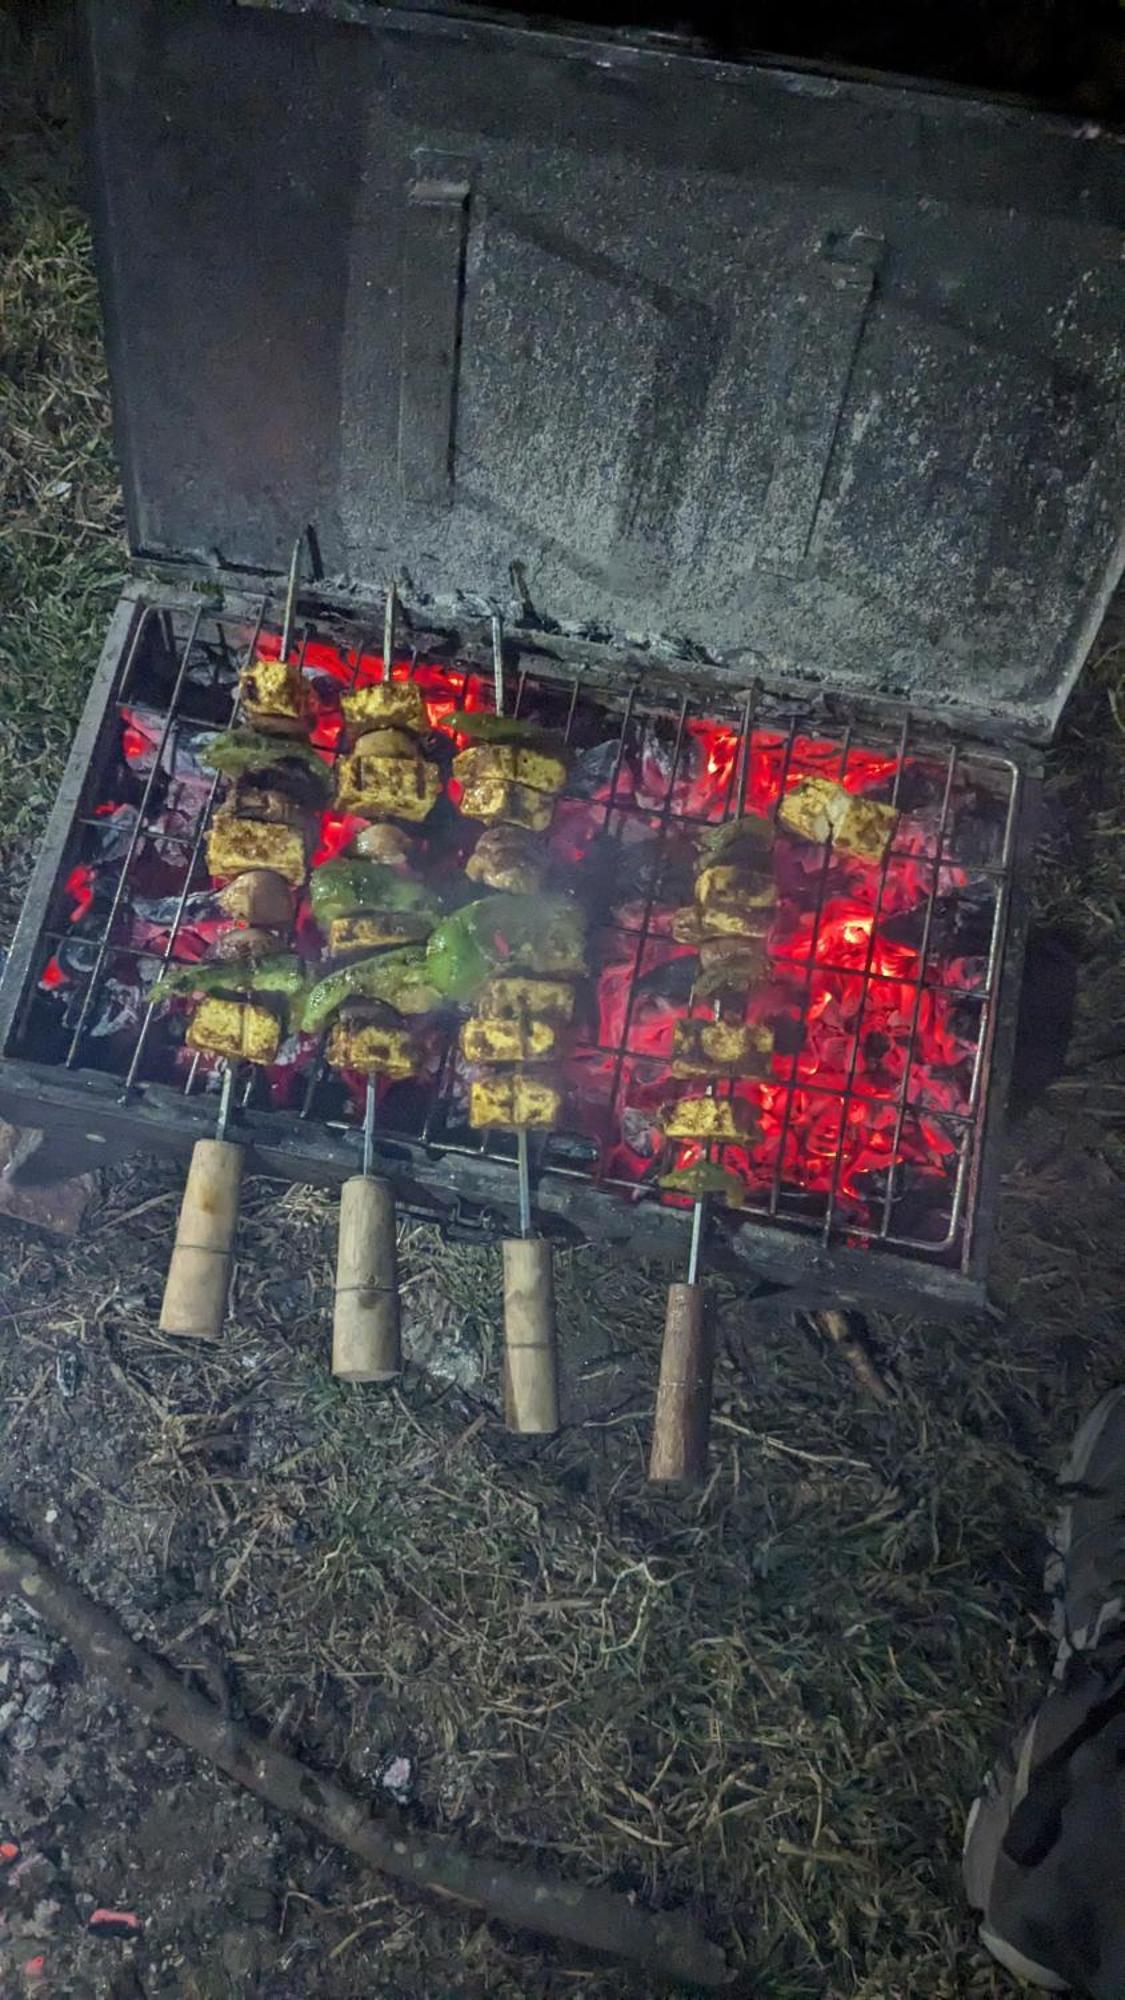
[
  {"x1": 620, "y1": 1103, "x2": 662, "y2": 1160},
  {"x1": 882, "y1": 891, "x2": 995, "y2": 961},
  {"x1": 568, "y1": 739, "x2": 634, "y2": 800},
  {"x1": 84, "y1": 802, "x2": 138, "y2": 861},
  {"x1": 122, "y1": 706, "x2": 215, "y2": 787},
  {"x1": 61, "y1": 973, "x2": 150, "y2": 1040},
  {"x1": 635, "y1": 716, "x2": 690, "y2": 808},
  {"x1": 580, "y1": 828, "x2": 699, "y2": 921},
  {"x1": 53, "y1": 933, "x2": 100, "y2": 979},
  {"x1": 949, "y1": 789, "x2": 1010, "y2": 867}
]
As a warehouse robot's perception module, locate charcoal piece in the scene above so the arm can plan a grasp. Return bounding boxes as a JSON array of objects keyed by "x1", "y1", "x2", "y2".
[
  {"x1": 569, "y1": 740, "x2": 630, "y2": 798},
  {"x1": 881, "y1": 892, "x2": 994, "y2": 960},
  {"x1": 633, "y1": 955, "x2": 696, "y2": 1005},
  {"x1": 86, "y1": 803, "x2": 139, "y2": 861}
]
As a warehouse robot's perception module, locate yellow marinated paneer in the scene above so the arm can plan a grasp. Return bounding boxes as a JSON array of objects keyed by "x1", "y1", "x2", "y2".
[
  {"x1": 671, "y1": 1018, "x2": 773, "y2": 1080},
  {"x1": 187, "y1": 998, "x2": 281, "y2": 1065},
  {"x1": 458, "y1": 777, "x2": 554, "y2": 832},
  {"x1": 468, "y1": 1070, "x2": 562, "y2": 1129},
  {"x1": 327, "y1": 912, "x2": 432, "y2": 958},
  {"x1": 326, "y1": 1020, "x2": 418, "y2": 1079},
  {"x1": 454, "y1": 744, "x2": 568, "y2": 797},
  {"x1": 515, "y1": 744, "x2": 568, "y2": 796},
  {"x1": 207, "y1": 816, "x2": 307, "y2": 886},
  {"x1": 661, "y1": 1095, "x2": 758, "y2": 1141},
  {"x1": 778, "y1": 777, "x2": 898, "y2": 864},
  {"x1": 335, "y1": 752, "x2": 442, "y2": 822},
  {"x1": 239, "y1": 654, "x2": 307, "y2": 732},
  {"x1": 695, "y1": 864, "x2": 776, "y2": 912},
  {"x1": 671, "y1": 903, "x2": 771, "y2": 946},
  {"x1": 342, "y1": 680, "x2": 428, "y2": 737},
  {"x1": 460, "y1": 1016, "x2": 559, "y2": 1065},
  {"x1": 479, "y1": 976, "x2": 576, "y2": 1024}
]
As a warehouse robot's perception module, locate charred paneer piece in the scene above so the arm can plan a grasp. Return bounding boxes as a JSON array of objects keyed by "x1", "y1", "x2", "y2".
[
  {"x1": 478, "y1": 976, "x2": 576, "y2": 1024},
  {"x1": 342, "y1": 681, "x2": 428, "y2": 737},
  {"x1": 454, "y1": 745, "x2": 568, "y2": 797},
  {"x1": 239, "y1": 654, "x2": 307, "y2": 734},
  {"x1": 187, "y1": 998, "x2": 281, "y2": 1065},
  {"x1": 457, "y1": 777, "x2": 554, "y2": 832},
  {"x1": 661, "y1": 1095, "x2": 759, "y2": 1141},
  {"x1": 465, "y1": 825, "x2": 546, "y2": 894},
  {"x1": 468, "y1": 1069, "x2": 562, "y2": 1129},
  {"x1": 779, "y1": 777, "x2": 898, "y2": 863},
  {"x1": 207, "y1": 816, "x2": 307, "y2": 886},
  {"x1": 671, "y1": 1018, "x2": 773, "y2": 1080},
  {"x1": 460, "y1": 1016, "x2": 559, "y2": 1065},
  {"x1": 336, "y1": 753, "x2": 441, "y2": 822},
  {"x1": 671, "y1": 903, "x2": 771, "y2": 947},
  {"x1": 695, "y1": 864, "x2": 776, "y2": 912},
  {"x1": 327, "y1": 913, "x2": 433, "y2": 958},
  {"x1": 326, "y1": 1019, "x2": 418, "y2": 1079}
]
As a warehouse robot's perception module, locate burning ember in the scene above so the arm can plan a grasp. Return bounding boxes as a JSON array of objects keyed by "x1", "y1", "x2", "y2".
[{"x1": 41, "y1": 616, "x2": 1009, "y2": 1257}]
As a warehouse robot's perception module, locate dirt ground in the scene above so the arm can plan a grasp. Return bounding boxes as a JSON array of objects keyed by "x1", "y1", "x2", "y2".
[{"x1": 2, "y1": 9, "x2": 1123, "y2": 1998}]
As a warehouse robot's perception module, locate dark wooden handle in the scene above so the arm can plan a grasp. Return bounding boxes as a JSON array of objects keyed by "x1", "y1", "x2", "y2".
[
  {"x1": 333, "y1": 1176, "x2": 401, "y2": 1381},
  {"x1": 160, "y1": 1138, "x2": 244, "y2": 1341},
  {"x1": 502, "y1": 1238, "x2": 559, "y2": 1435},
  {"x1": 648, "y1": 1283, "x2": 714, "y2": 1485}
]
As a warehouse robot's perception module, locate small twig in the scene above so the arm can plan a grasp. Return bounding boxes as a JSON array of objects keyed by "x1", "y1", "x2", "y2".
[
  {"x1": 0, "y1": 1521, "x2": 730, "y2": 1989},
  {"x1": 814, "y1": 1310, "x2": 894, "y2": 1407}
]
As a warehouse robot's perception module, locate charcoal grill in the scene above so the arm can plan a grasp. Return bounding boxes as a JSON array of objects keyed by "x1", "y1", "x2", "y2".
[{"x1": 1, "y1": 0, "x2": 1122, "y2": 1324}]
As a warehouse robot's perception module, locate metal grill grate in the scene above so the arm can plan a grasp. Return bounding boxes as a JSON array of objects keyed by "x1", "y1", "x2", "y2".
[{"x1": 13, "y1": 583, "x2": 1020, "y2": 1273}]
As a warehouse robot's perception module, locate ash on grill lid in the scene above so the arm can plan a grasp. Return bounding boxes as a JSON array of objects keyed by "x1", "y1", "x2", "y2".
[{"x1": 85, "y1": 0, "x2": 1125, "y2": 737}]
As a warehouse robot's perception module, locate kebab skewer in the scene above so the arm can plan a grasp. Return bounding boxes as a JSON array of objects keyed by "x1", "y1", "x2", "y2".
[
  {"x1": 323, "y1": 583, "x2": 442, "y2": 1378},
  {"x1": 649, "y1": 810, "x2": 777, "y2": 1483},
  {"x1": 160, "y1": 542, "x2": 314, "y2": 1340}
]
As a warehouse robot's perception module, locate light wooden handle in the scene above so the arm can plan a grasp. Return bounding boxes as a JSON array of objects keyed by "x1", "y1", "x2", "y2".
[
  {"x1": 159, "y1": 1138, "x2": 244, "y2": 1341},
  {"x1": 332, "y1": 1176, "x2": 401, "y2": 1382},
  {"x1": 502, "y1": 1237, "x2": 559, "y2": 1435},
  {"x1": 648, "y1": 1283, "x2": 714, "y2": 1484}
]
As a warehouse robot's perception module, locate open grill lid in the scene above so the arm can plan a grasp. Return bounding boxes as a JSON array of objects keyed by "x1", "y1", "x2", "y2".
[{"x1": 84, "y1": 0, "x2": 1125, "y2": 738}]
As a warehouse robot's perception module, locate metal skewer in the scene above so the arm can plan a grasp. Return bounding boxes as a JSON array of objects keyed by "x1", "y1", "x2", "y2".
[
  {"x1": 649, "y1": 705, "x2": 755, "y2": 1484},
  {"x1": 330, "y1": 577, "x2": 406, "y2": 1384},
  {"x1": 485, "y1": 612, "x2": 559, "y2": 1434}
]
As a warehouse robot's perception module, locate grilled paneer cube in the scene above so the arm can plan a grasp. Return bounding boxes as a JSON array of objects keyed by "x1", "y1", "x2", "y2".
[
  {"x1": 327, "y1": 912, "x2": 433, "y2": 958},
  {"x1": 662, "y1": 1095, "x2": 759, "y2": 1141},
  {"x1": 671, "y1": 1018, "x2": 773, "y2": 1080},
  {"x1": 468, "y1": 1069, "x2": 562, "y2": 1129},
  {"x1": 186, "y1": 998, "x2": 281, "y2": 1065},
  {"x1": 336, "y1": 752, "x2": 441, "y2": 822},
  {"x1": 239, "y1": 654, "x2": 307, "y2": 734},
  {"x1": 779, "y1": 777, "x2": 897, "y2": 863},
  {"x1": 695, "y1": 864, "x2": 776, "y2": 912},
  {"x1": 478, "y1": 976, "x2": 576, "y2": 1024},
  {"x1": 326, "y1": 1019, "x2": 418, "y2": 1079},
  {"x1": 460, "y1": 1016, "x2": 559, "y2": 1064},
  {"x1": 516, "y1": 744, "x2": 568, "y2": 795},
  {"x1": 207, "y1": 816, "x2": 307, "y2": 886},
  {"x1": 454, "y1": 745, "x2": 567, "y2": 797},
  {"x1": 465, "y1": 825, "x2": 546, "y2": 894},
  {"x1": 458, "y1": 777, "x2": 554, "y2": 831},
  {"x1": 342, "y1": 681, "x2": 428, "y2": 737},
  {"x1": 671, "y1": 903, "x2": 771, "y2": 946}
]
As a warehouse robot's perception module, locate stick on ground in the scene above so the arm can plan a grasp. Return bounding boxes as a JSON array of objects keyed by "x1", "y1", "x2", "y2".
[{"x1": 0, "y1": 1522, "x2": 730, "y2": 1989}]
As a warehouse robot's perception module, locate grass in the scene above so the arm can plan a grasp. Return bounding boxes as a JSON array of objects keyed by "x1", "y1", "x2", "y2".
[{"x1": 0, "y1": 9, "x2": 1123, "y2": 1997}]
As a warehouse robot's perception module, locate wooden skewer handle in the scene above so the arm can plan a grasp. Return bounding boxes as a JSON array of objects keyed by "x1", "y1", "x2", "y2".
[
  {"x1": 648, "y1": 1282, "x2": 714, "y2": 1485},
  {"x1": 159, "y1": 1138, "x2": 244, "y2": 1341},
  {"x1": 502, "y1": 1237, "x2": 559, "y2": 1436},
  {"x1": 332, "y1": 1176, "x2": 401, "y2": 1382}
]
